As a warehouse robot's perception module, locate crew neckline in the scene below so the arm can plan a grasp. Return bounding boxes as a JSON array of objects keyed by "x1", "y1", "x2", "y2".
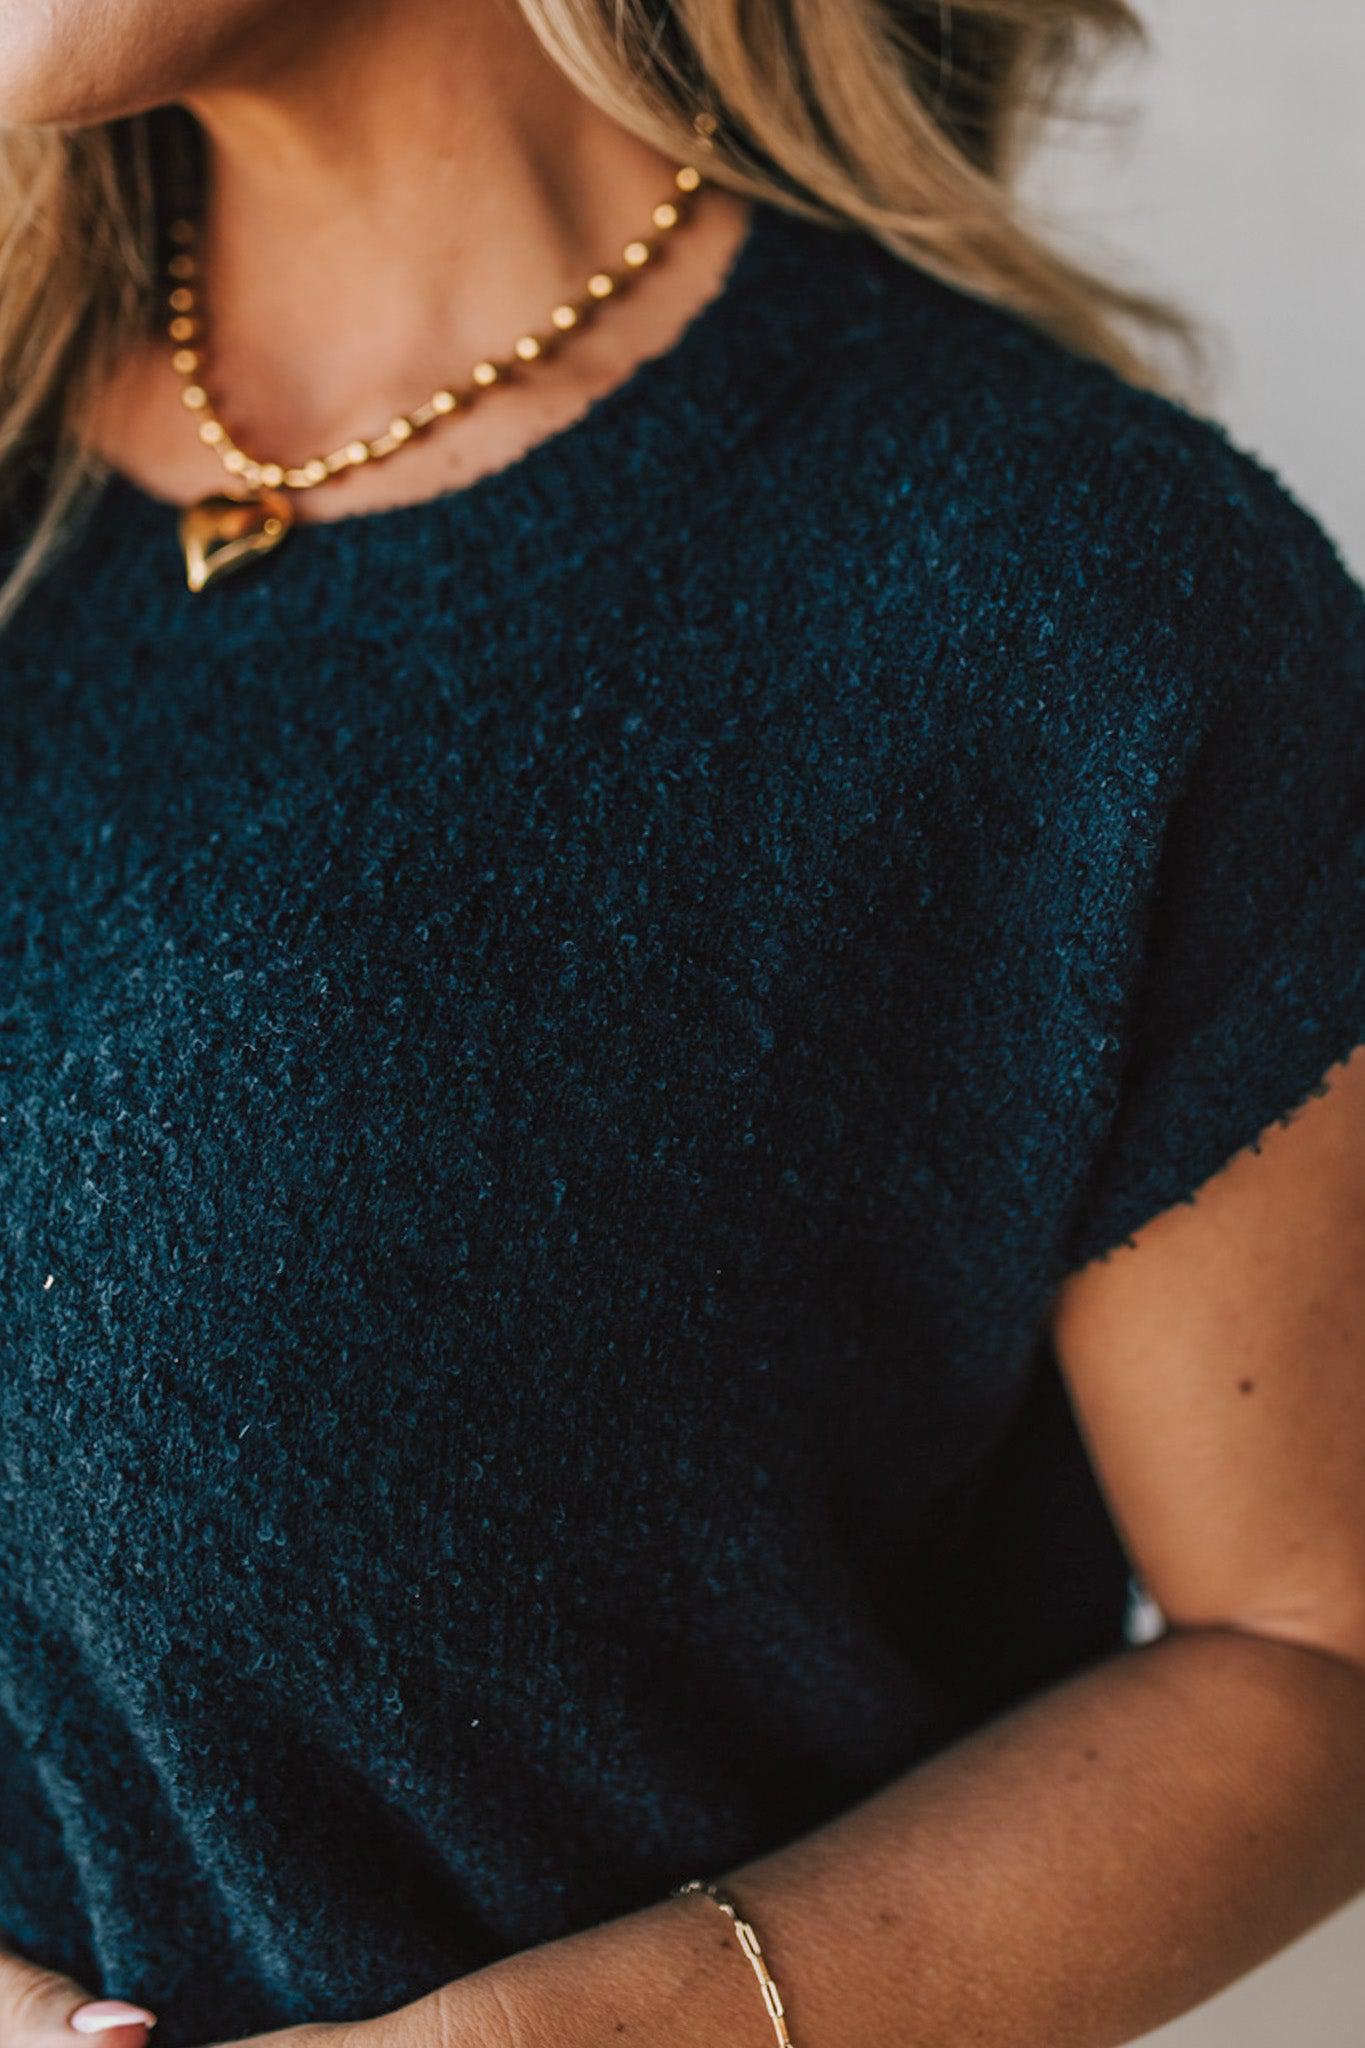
[{"x1": 88, "y1": 196, "x2": 854, "y2": 607}]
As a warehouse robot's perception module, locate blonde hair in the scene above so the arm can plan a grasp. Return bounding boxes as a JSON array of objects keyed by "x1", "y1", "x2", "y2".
[{"x1": 0, "y1": 0, "x2": 1193, "y2": 626}]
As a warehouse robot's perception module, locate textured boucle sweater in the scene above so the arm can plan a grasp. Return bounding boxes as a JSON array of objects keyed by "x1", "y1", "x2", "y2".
[{"x1": 2, "y1": 195, "x2": 1364, "y2": 2048}]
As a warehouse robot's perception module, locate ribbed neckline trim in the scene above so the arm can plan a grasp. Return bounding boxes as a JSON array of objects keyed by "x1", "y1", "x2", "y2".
[{"x1": 84, "y1": 198, "x2": 871, "y2": 618}]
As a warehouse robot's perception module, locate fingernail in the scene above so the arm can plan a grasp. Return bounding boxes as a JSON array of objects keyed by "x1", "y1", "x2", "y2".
[{"x1": 70, "y1": 2003, "x2": 157, "y2": 2034}]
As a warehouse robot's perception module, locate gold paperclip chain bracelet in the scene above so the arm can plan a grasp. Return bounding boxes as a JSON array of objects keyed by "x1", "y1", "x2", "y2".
[{"x1": 673, "y1": 1878, "x2": 795, "y2": 2046}]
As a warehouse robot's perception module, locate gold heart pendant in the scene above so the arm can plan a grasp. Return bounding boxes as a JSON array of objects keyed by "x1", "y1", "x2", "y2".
[{"x1": 179, "y1": 489, "x2": 295, "y2": 592}]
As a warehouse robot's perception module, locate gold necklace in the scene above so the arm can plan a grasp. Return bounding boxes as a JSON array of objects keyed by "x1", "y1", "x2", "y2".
[{"x1": 165, "y1": 161, "x2": 706, "y2": 593}]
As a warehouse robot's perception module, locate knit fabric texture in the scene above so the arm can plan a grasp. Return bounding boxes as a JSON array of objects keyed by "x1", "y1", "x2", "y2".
[{"x1": 2, "y1": 197, "x2": 1364, "y2": 2048}]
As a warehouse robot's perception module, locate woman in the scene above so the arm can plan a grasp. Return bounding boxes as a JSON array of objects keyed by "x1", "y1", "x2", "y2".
[{"x1": 1, "y1": 3, "x2": 1363, "y2": 2046}]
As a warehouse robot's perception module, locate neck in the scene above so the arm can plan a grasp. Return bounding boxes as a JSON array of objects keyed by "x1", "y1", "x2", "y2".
[{"x1": 176, "y1": 0, "x2": 700, "y2": 444}]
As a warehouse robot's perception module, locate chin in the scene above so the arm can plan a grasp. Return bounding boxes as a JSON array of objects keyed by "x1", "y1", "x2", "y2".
[{"x1": 0, "y1": 0, "x2": 269, "y2": 126}]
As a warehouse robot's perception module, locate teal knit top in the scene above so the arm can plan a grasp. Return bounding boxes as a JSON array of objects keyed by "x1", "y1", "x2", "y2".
[{"x1": 1, "y1": 197, "x2": 1363, "y2": 2048}]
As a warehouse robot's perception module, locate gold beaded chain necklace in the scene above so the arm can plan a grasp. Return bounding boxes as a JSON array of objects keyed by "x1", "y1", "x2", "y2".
[{"x1": 164, "y1": 157, "x2": 708, "y2": 593}]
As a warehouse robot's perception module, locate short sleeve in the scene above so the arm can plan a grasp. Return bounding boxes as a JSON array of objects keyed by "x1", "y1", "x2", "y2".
[{"x1": 1060, "y1": 470, "x2": 1365, "y2": 1273}]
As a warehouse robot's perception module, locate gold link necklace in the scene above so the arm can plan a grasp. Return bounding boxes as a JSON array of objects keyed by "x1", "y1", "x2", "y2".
[{"x1": 166, "y1": 159, "x2": 707, "y2": 592}]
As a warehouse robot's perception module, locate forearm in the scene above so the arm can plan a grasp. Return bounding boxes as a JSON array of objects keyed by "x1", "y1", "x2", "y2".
[{"x1": 470, "y1": 1625, "x2": 1365, "y2": 2048}]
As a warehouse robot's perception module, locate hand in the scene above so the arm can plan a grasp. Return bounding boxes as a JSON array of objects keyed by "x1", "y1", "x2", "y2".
[
  {"x1": 190, "y1": 1976, "x2": 526, "y2": 2048},
  {"x1": 379, "y1": 1887, "x2": 757, "y2": 2048},
  {"x1": 0, "y1": 1931, "x2": 157, "y2": 2048},
  {"x1": 196, "y1": 1887, "x2": 753, "y2": 2048},
  {"x1": 188, "y1": 1976, "x2": 524, "y2": 2048},
  {"x1": 1, "y1": 1883, "x2": 751, "y2": 2048}
]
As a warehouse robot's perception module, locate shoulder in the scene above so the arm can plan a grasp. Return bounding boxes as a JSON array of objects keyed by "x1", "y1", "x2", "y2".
[{"x1": 753, "y1": 207, "x2": 1365, "y2": 735}]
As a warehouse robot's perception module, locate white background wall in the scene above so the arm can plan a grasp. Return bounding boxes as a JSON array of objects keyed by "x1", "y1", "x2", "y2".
[
  {"x1": 1023, "y1": 6, "x2": 1365, "y2": 2040},
  {"x1": 1022, "y1": 0, "x2": 1365, "y2": 578}
]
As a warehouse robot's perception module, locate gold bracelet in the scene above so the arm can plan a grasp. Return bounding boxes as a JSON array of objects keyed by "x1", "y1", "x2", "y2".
[{"x1": 673, "y1": 1877, "x2": 795, "y2": 2046}]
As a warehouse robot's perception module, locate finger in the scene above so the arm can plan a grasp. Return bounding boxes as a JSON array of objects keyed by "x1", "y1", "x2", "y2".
[
  {"x1": 69, "y1": 2006, "x2": 158, "y2": 2038},
  {"x1": 0, "y1": 1951, "x2": 155, "y2": 2046}
]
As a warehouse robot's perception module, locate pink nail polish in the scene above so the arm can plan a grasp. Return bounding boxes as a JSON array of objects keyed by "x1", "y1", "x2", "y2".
[{"x1": 69, "y1": 2002, "x2": 157, "y2": 2034}]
